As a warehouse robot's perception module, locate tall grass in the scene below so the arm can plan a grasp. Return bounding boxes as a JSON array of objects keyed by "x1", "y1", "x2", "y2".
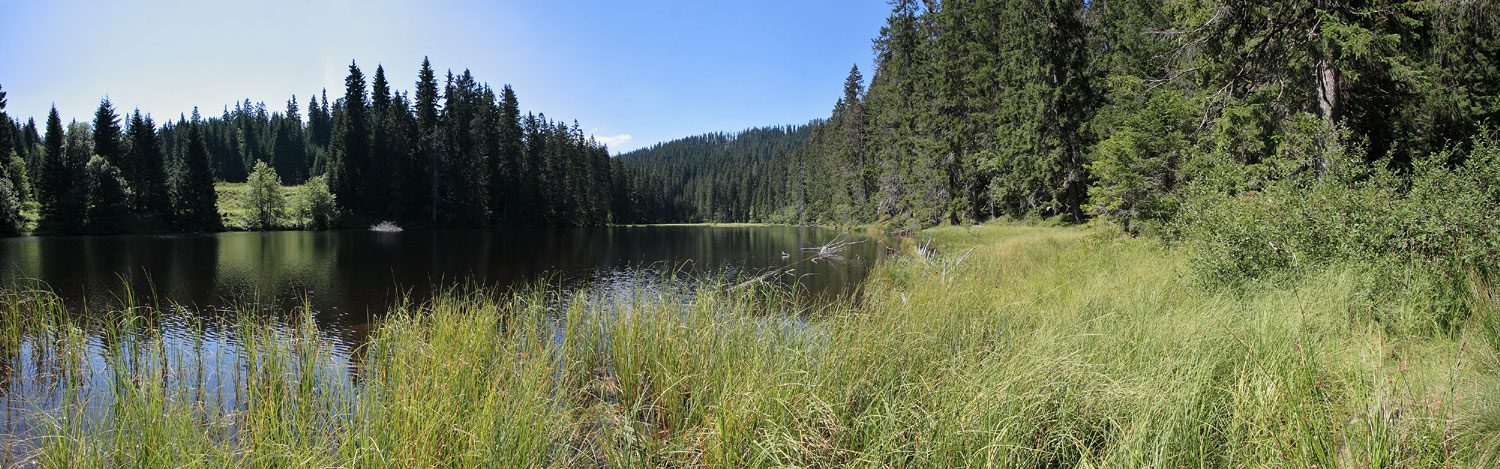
[{"x1": 0, "y1": 225, "x2": 1494, "y2": 466}]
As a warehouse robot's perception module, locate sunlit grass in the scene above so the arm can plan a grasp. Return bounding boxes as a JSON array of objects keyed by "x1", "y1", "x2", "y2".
[
  {"x1": 0, "y1": 225, "x2": 1494, "y2": 466},
  {"x1": 216, "y1": 182, "x2": 309, "y2": 230}
]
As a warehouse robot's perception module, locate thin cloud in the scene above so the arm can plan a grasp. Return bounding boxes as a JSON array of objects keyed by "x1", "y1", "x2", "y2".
[{"x1": 593, "y1": 133, "x2": 633, "y2": 149}]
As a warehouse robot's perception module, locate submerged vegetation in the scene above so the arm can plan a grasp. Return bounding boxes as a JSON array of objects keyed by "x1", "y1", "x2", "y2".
[{"x1": 2, "y1": 225, "x2": 1496, "y2": 466}]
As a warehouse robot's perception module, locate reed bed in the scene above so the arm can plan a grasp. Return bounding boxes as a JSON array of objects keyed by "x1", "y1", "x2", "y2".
[{"x1": 0, "y1": 225, "x2": 1494, "y2": 467}]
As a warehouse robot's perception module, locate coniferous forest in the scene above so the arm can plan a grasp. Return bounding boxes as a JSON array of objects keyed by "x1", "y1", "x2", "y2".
[
  {"x1": 0, "y1": 58, "x2": 625, "y2": 234},
  {"x1": 626, "y1": 0, "x2": 1499, "y2": 229},
  {"x1": 4, "y1": 0, "x2": 1496, "y2": 244},
  {"x1": 5, "y1": 1, "x2": 1500, "y2": 465}
]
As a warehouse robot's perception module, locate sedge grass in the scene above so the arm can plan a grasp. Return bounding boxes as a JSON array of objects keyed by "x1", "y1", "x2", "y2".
[{"x1": 0, "y1": 225, "x2": 1493, "y2": 466}]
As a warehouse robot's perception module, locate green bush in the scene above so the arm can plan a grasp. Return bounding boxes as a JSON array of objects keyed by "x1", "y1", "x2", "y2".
[
  {"x1": 0, "y1": 178, "x2": 19, "y2": 236},
  {"x1": 244, "y1": 161, "x2": 286, "y2": 230},
  {"x1": 295, "y1": 175, "x2": 337, "y2": 230},
  {"x1": 1175, "y1": 129, "x2": 1500, "y2": 331}
]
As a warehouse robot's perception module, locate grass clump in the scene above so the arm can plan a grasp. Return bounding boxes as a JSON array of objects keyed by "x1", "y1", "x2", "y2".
[{"x1": 0, "y1": 225, "x2": 1495, "y2": 466}]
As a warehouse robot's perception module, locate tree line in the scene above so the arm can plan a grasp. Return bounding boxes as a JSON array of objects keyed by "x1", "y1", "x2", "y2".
[
  {"x1": 0, "y1": 57, "x2": 638, "y2": 234},
  {"x1": 619, "y1": 0, "x2": 1499, "y2": 234}
]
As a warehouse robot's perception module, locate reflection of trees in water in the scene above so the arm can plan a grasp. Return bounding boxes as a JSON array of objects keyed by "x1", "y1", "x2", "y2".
[
  {"x1": 0, "y1": 226, "x2": 884, "y2": 338},
  {"x1": 0, "y1": 226, "x2": 890, "y2": 448}
]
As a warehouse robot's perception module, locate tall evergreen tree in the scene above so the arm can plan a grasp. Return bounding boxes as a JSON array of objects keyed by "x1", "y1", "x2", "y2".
[
  {"x1": 175, "y1": 119, "x2": 219, "y2": 230},
  {"x1": 330, "y1": 61, "x2": 370, "y2": 218},
  {"x1": 272, "y1": 95, "x2": 308, "y2": 184},
  {"x1": 492, "y1": 85, "x2": 524, "y2": 224},
  {"x1": 92, "y1": 97, "x2": 124, "y2": 167},
  {"x1": 412, "y1": 57, "x2": 442, "y2": 223},
  {"x1": 372, "y1": 64, "x2": 391, "y2": 111},
  {"x1": 0, "y1": 84, "x2": 10, "y2": 174},
  {"x1": 126, "y1": 109, "x2": 171, "y2": 215},
  {"x1": 38, "y1": 108, "x2": 67, "y2": 212}
]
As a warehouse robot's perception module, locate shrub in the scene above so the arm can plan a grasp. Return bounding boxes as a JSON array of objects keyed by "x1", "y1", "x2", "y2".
[
  {"x1": 83, "y1": 155, "x2": 128, "y2": 232},
  {"x1": 245, "y1": 161, "x2": 286, "y2": 230},
  {"x1": 1175, "y1": 129, "x2": 1500, "y2": 330},
  {"x1": 0, "y1": 178, "x2": 19, "y2": 236},
  {"x1": 295, "y1": 175, "x2": 337, "y2": 230}
]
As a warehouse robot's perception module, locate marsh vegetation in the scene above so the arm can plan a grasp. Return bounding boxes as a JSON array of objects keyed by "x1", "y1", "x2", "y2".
[{"x1": 1, "y1": 225, "x2": 1494, "y2": 466}]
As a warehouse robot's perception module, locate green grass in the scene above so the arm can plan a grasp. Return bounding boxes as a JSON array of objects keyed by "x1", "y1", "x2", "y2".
[
  {"x1": 1, "y1": 225, "x2": 1496, "y2": 466},
  {"x1": 216, "y1": 182, "x2": 310, "y2": 230}
]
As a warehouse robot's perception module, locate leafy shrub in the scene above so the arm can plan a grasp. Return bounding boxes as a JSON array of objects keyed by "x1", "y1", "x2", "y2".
[
  {"x1": 1176, "y1": 129, "x2": 1500, "y2": 330},
  {"x1": 295, "y1": 175, "x2": 337, "y2": 230},
  {"x1": 244, "y1": 161, "x2": 285, "y2": 230},
  {"x1": 84, "y1": 156, "x2": 128, "y2": 232},
  {"x1": 0, "y1": 178, "x2": 19, "y2": 236}
]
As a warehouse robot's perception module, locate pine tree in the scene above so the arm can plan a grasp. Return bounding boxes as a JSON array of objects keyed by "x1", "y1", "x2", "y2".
[
  {"x1": 412, "y1": 57, "x2": 442, "y2": 223},
  {"x1": 273, "y1": 95, "x2": 308, "y2": 184},
  {"x1": 331, "y1": 61, "x2": 370, "y2": 218},
  {"x1": 0, "y1": 85, "x2": 10, "y2": 178},
  {"x1": 175, "y1": 119, "x2": 219, "y2": 230},
  {"x1": 372, "y1": 64, "x2": 391, "y2": 111},
  {"x1": 83, "y1": 156, "x2": 128, "y2": 231},
  {"x1": 126, "y1": 109, "x2": 171, "y2": 215},
  {"x1": 493, "y1": 85, "x2": 524, "y2": 224},
  {"x1": 92, "y1": 98, "x2": 124, "y2": 167},
  {"x1": 38, "y1": 107, "x2": 65, "y2": 211}
]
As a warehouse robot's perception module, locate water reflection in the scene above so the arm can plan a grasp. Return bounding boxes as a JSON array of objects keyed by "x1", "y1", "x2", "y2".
[
  {"x1": 0, "y1": 226, "x2": 887, "y2": 456},
  {"x1": 0, "y1": 226, "x2": 884, "y2": 331}
]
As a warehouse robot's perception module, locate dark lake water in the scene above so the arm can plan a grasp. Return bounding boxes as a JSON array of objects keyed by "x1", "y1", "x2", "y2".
[
  {"x1": 0, "y1": 226, "x2": 887, "y2": 450},
  {"x1": 0, "y1": 225, "x2": 885, "y2": 339}
]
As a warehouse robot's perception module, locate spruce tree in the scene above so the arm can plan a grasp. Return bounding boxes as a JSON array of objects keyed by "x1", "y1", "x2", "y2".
[
  {"x1": 83, "y1": 156, "x2": 128, "y2": 231},
  {"x1": 92, "y1": 98, "x2": 124, "y2": 168},
  {"x1": 493, "y1": 85, "x2": 524, "y2": 224},
  {"x1": 126, "y1": 110, "x2": 171, "y2": 215},
  {"x1": 412, "y1": 57, "x2": 442, "y2": 223},
  {"x1": 0, "y1": 85, "x2": 10, "y2": 178},
  {"x1": 331, "y1": 61, "x2": 369, "y2": 218},
  {"x1": 175, "y1": 119, "x2": 219, "y2": 230},
  {"x1": 372, "y1": 64, "x2": 391, "y2": 111},
  {"x1": 38, "y1": 108, "x2": 67, "y2": 213},
  {"x1": 272, "y1": 95, "x2": 308, "y2": 184}
]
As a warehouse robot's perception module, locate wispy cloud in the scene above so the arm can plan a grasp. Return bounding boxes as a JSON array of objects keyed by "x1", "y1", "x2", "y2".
[{"x1": 593, "y1": 133, "x2": 633, "y2": 149}]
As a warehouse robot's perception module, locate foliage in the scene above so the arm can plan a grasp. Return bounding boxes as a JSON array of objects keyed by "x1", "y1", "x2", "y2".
[
  {"x1": 0, "y1": 177, "x2": 18, "y2": 236},
  {"x1": 1087, "y1": 87, "x2": 1199, "y2": 234},
  {"x1": 174, "y1": 120, "x2": 220, "y2": 231},
  {"x1": 1176, "y1": 130, "x2": 1500, "y2": 329},
  {"x1": 295, "y1": 174, "x2": 337, "y2": 230},
  {"x1": 125, "y1": 109, "x2": 171, "y2": 216},
  {"x1": 244, "y1": 160, "x2": 285, "y2": 230},
  {"x1": 4, "y1": 152, "x2": 26, "y2": 203},
  {"x1": 3, "y1": 226, "x2": 1492, "y2": 466},
  {"x1": 83, "y1": 155, "x2": 128, "y2": 232}
]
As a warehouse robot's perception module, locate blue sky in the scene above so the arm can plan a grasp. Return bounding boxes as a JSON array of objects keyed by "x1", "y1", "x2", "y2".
[{"x1": 1, "y1": 1, "x2": 890, "y2": 153}]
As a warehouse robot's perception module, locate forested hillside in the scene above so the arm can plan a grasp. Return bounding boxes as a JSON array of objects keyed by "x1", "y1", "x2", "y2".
[
  {"x1": 620, "y1": 0, "x2": 1499, "y2": 231},
  {"x1": 615, "y1": 124, "x2": 813, "y2": 222}
]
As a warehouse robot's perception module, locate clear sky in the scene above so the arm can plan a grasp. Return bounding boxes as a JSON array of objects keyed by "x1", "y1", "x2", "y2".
[{"x1": 1, "y1": 1, "x2": 890, "y2": 153}]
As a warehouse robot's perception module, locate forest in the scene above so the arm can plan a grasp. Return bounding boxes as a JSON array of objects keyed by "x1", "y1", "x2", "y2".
[
  {"x1": 625, "y1": 0, "x2": 1499, "y2": 227},
  {"x1": 3, "y1": 0, "x2": 1500, "y2": 465},
  {"x1": 620, "y1": 0, "x2": 1500, "y2": 299},
  {"x1": 0, "y1": 0, "x2": 1495, "y2": 282},
  {"x1": 0, "y1": 58, "x2": 627, "y2": 234}
]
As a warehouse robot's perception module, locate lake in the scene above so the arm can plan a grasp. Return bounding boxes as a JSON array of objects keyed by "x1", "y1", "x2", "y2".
[
  {"x1": 0, "y1": 225, "x2": 887, "y2": 450},
  {"x1": 0, "y1": 224, "x2": 885, "y2": 330}
]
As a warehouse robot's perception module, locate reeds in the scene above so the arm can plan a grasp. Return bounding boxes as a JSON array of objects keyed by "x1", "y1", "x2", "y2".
[{"x1": 0, "y1": 225, "x2": 1493, "y2": 467}]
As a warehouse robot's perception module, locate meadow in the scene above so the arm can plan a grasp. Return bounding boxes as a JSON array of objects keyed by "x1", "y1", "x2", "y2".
[{"x1": 1, "y1": 224, "x2": 1495, "y2": 466}]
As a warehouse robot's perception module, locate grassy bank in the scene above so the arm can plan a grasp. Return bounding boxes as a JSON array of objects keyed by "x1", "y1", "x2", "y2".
[
  {"x1": 215, "y1": 182, "x2": 313, "y2": 230},
  {"x1": 2, "y1": 225, "x2": 1496, "y2": 466}
]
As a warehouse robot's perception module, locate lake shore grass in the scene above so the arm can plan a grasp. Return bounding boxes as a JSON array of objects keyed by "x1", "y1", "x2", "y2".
[{"x1": 2, "y1": 225, "x2": 1496, "y2": 466}]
